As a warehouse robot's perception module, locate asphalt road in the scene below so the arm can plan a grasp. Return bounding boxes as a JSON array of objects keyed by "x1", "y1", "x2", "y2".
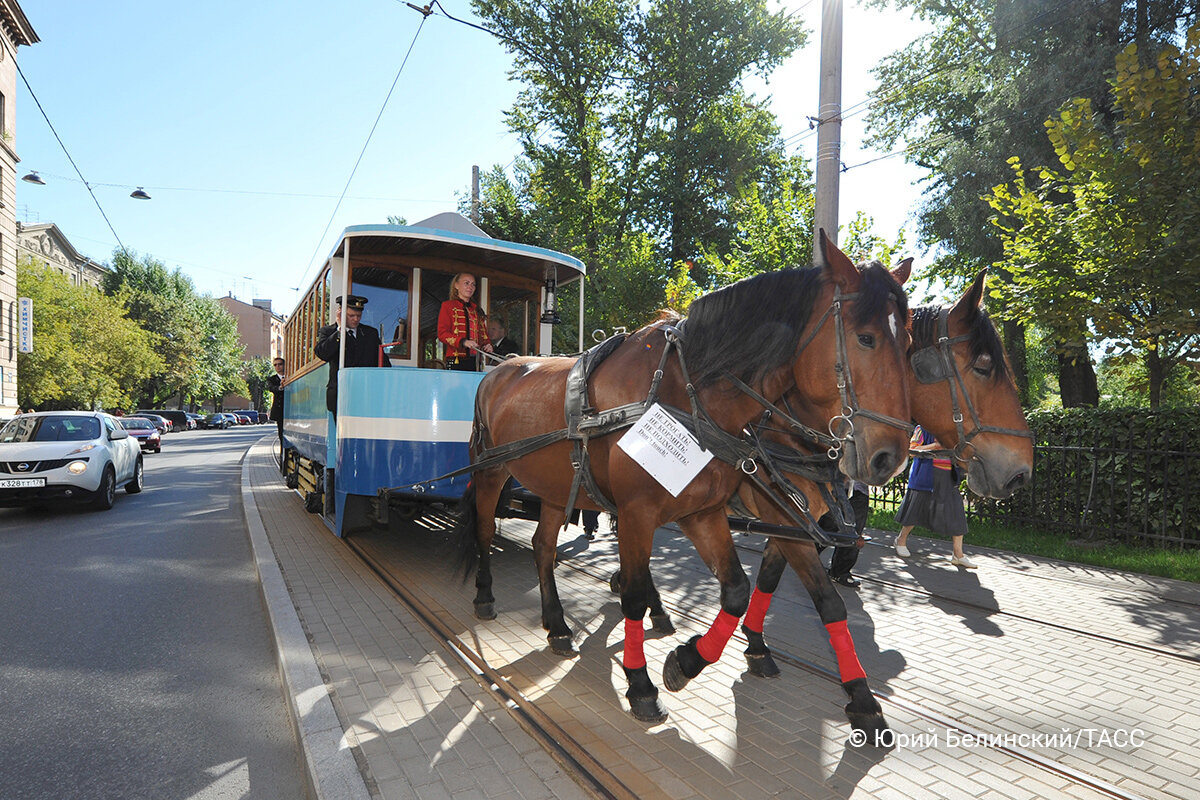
[{"x1": 0, "y1": 425, "x2": 308, "y2": 800}]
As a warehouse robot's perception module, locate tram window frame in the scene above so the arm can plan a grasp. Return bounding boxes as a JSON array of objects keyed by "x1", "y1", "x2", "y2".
[{"x1": 349, "y1": 263, "x2": 413, "y2": 364}]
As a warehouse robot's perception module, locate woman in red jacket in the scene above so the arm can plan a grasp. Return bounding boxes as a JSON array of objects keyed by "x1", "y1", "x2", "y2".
[{"x1": 438, "y1": 273, "x2": 492, "y2": 370}]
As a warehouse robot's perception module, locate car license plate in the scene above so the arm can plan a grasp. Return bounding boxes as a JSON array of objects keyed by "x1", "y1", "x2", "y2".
[{"x1": 0, "y1": 477, "x2": 46, "y2": 489}]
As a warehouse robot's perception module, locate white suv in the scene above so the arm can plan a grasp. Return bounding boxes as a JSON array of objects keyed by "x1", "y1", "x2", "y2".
[{"x1": 0, "y1": 411, "x2": 144, "y2": 510}]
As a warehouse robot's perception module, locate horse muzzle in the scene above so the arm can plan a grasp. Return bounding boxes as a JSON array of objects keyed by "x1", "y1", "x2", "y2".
[{"x1": 839, "y1": 437, "x2": 908, "y2": 486}]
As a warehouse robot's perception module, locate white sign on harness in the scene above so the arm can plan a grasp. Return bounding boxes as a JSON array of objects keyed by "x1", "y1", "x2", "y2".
[{"x1": 617, "y1": 403, "x2": 713, "y2": 497}]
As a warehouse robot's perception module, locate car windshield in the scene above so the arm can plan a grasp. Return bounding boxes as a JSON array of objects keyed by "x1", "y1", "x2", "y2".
[
  {"x1": 0, "y1": 416, "x2": 101, "y2": 443},
  {"x1": 121, "y1": 418, "x2": 154, "y2": 430}
]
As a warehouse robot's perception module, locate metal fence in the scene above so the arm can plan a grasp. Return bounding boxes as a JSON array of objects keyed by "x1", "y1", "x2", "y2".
[{"x1": 869, "y1": 445, "x2": 1200, "y2": 549}]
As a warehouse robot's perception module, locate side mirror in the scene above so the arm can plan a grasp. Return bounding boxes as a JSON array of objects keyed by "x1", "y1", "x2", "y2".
[{"x1": 109, "y1": 428, "x2": 129, "y2": 440}]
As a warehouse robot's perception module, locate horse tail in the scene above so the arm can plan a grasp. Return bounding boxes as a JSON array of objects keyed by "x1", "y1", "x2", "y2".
[{"x1": 453, "y1": 481, "x2": 480, "y2": 581}]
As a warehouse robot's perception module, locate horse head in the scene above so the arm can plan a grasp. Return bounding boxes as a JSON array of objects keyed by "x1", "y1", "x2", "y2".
[
  {"x1": 786, "y1": 231, "x2": 913, "y2": 486},
  {"x1": 908, "y1": 270, "x2": 1034, "y2": 499}
]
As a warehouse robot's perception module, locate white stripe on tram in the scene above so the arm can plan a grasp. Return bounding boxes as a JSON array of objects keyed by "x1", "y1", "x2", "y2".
[{"x1": 337, "y1": 416, "x2": 473, "y2": 443}]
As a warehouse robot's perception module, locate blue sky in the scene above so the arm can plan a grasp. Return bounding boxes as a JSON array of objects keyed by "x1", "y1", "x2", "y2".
[{"x1": 16, "y1": 0, "x2": 929, "y2": 316}]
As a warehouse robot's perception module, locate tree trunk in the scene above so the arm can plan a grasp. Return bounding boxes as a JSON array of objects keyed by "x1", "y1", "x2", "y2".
[
  {"x1": 1057, "y1": 343, "x2": 1099, "y2": 407},
  {"x1": 1145, "y1": 343, "x2": 1163, "y2": 410}
]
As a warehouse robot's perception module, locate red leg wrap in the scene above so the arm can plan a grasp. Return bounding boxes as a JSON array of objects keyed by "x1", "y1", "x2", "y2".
[
  {"x1": 825, "y1": 620, "x2": 867, "y2": 683},
  {"x1": 623, "y1": 617, "x2": 646, "y2": 670},
  {"x1": 696, "y1": 610, "x2": 740, "y2": 664},
  {"x1": 743, "y1": 589, "x2": 773, "y2": 634}
]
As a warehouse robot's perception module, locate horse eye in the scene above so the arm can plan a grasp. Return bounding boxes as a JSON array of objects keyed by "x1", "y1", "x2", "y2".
[
  {"x1": 972, "y1": 355, "x2": 993, "y2": 377},
  {"x1": 857, "y1": 333, "x2": 875, "y2": 348}
]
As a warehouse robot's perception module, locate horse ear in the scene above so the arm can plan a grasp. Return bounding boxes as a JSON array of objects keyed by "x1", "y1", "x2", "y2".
[
  {"x1": 950, "y1": 269, "x2": 988, "y2": 321},
  {"x1": 818, "y1": 228, "x2": 861, "y2": 291},
  {"x1": 891, "y1": 257, "x2": 913, "y2": 286}
]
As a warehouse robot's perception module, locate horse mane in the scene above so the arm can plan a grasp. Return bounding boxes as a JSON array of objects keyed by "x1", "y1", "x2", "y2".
[
  {"x1": 681, "y1": 263, "x2": 907, "y2": 389},
  {"x1": 911, "y1": 301, "x2": 1010, "y2": 382}
]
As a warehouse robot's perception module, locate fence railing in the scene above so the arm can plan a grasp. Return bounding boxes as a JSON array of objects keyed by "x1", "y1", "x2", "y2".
[{"x1": 869, "y1": 445, "x2": 1199, "y2": 549}]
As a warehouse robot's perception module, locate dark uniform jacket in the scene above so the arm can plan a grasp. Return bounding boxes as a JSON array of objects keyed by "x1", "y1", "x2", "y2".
[
  {"x1": 267, "y1": 373, "x2": 285, "y2": 422},
  {"x1": 314, "y1": 323, "x2": 389, "y2": 413},
  {"x1": 492, "y1": 336, "x2": 520, "y2": 357}
]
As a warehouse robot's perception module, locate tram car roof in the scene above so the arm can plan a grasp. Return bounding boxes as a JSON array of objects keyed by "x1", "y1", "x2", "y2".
[{"x1": 325, "y1": 212, "x2": 586, "y2": 282}]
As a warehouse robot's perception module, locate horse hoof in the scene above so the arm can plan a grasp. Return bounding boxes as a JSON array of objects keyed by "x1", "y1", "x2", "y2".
[
  {"x1": 846, "y1": 708, "x2": 890, "y2": 743},
  {"x1": 745, "y1": 651, "x2": 781, "y2": 678},
  {"x1": 662, "y1": 650, "x2": 692, "y2": 692},
  {"x1": 650, "y1": 613, "x2": 675, "y2": 635},
  {"x1": 628, "y1": 696, "x2": 668, "y2": 723},
  {"x1": 548, "y1": 635, "x2": 576, "y2": 657},
  {"x1": 609, "y1": 570, "x2": 621, "y2": 595},
  {"x1": 474, "y1": 602, "x2": 496, "y2": 621}
]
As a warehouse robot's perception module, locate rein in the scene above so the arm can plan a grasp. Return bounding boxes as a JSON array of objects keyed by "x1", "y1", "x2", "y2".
[{"x1": 910, "y1": 307, "x2": 1033, "y2": 464}]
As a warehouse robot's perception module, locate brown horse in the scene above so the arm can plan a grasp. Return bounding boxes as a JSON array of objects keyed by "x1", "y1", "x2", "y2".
[
  {"x1": 453, "y1": 235, "x2": 913, "y2": 722},
  {"x1": 734, "y1": 270, "x2": 1033, "y2": 737}
]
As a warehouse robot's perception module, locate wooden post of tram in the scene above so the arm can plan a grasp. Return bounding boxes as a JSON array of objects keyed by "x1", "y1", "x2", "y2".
[{"x1": 813, "y1": 0, "x2": 843, "y2": 258}]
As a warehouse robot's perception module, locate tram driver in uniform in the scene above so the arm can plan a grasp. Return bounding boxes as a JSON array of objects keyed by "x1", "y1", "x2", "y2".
[{"x1": 314, "y1": 294, "x2": 389, "y2": 414}]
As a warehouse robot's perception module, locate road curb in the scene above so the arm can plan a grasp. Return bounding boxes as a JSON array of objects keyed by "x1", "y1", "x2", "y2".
[{"x1": 240, "y1": 438, "x2": 372, "y2": 800}]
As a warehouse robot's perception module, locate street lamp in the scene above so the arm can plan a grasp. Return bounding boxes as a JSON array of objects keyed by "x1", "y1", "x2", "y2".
[
  {"x1": 130, "y1": 187, "x2": 151, "y2": 200},
  {"x1": 21, "y1": 171, "x2": 45, "y2": 185}
]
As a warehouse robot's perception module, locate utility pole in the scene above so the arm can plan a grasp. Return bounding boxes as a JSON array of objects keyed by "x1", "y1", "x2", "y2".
[
  {"x1": 813, "y1": 0, "x2": 843, "y2": 259},
  {"x1": 471, "y1": 165, "x2": 481, "y2": 224}
]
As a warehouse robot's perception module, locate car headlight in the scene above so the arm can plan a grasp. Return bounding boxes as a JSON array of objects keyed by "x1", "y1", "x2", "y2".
[
  {"x1": 67, "y1": 461, "x2": 89, "y2": 474},
  {"x1": 67, "y1": 443, "x2": 97, "y2": 455}
]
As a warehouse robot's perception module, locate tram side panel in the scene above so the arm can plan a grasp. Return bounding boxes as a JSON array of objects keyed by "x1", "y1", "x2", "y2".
[
  {"x1": 281, "y1": 364, "x2": 332, "y2": 511},
  {"x1": 335, "y1": 367, "x2": 485, "y2": 536}
]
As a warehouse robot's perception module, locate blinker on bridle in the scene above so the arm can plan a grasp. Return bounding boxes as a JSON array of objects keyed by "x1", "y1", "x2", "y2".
[{"x1": 909, "y1": 306, "x2": 1034, "y2": 463}]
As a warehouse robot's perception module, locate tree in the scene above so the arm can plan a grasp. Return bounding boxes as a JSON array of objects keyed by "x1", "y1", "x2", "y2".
[
  {"x1": 471, "y1": 0, "x2": 806, "y2": 332},
  {"x1": 243, "y1": 357, "x2": 275, "y2": 412},
  {"x1": 16, "y1": 258, "x2": 162, "y2": 410},
  {"x1": 866, "y1": 0, "x2": 1196, "y2": 403},
  {"x1": 987, "y1": 30, "x2": 1200, "y2": 408},
  {"x1": 104, "y1": 250, "x2": 245, "y2": 408}
]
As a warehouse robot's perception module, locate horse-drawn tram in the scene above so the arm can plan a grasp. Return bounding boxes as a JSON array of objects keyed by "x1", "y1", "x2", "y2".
[
  {"x1": 271, "y1": 224, "x2": 1199, "y2": 799},
  {"x1": 280, "y1": 213, "x2": 586, "y2": 536}
]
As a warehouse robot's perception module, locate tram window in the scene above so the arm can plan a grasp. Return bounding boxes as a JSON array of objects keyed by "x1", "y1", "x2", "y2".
[
  {"x1": 351, "y1": 265, "x2": 411, "y2": 359},
  {"x1": 488, "y1": 283, "x2": 536, "y2": 356}
]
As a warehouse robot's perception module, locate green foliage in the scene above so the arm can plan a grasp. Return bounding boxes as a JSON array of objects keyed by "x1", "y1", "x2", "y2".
[
  {"x1": 242, "y1": 357, "x2": 275, "y2": 411},
  {"x1": 1097, "y1": 354, "x2": 1200, "y2": 408},
  {"x1": 470, "y1": 0, "x2": 810, "y2": 333},
  {"x1": 987, "y1": 29, "x2": 1200, "y2": 408},
  {"x1": 992, "y1": 407, "x2": 1200, "y2": 547},
  {"x1": 16, "y1": 257, "x2": 162, "y2": 410},
  {"x1": 104, "y1": 249, "x2": 246, "y2": 407}
]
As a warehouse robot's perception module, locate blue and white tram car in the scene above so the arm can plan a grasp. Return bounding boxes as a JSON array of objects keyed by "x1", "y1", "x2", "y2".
[{"x1": 281, "y1": 213, "x2": 586, "y2": 536}]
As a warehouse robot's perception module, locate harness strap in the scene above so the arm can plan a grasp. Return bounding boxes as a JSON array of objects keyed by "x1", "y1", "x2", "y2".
[{"x1": 921, "y1": 307, "x2": 1033, "y2": 465}]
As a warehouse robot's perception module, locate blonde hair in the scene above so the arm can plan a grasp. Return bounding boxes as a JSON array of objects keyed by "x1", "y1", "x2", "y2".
[{"x1": 450, "y1": 273, "x2": 478, "y2": 303}]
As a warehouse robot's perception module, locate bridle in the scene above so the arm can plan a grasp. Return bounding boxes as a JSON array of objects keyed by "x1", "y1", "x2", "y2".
[
  {"x1": 909, "y1": 306, "x2": 1033, "y2": 464},
  {"x1": 789, "y1": 287, "x2": 915, "y2": 450}
]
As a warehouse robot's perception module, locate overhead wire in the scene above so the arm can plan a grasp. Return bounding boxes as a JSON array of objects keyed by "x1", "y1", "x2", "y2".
[
  {"x1": 297, "y1": 10, "x2": 431, "y2": 293},
  {"x1": 14, "y1": 57, "x2": 132, "y2": 257}
]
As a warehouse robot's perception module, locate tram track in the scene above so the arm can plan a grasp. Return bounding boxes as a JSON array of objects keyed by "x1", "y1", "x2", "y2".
[
  {"x1": 345, "y1": 520, "x2": 1161, "y2": 800},
  {"x1": 343, "y1": 533, "x2": 640, "y2": 800},
  {"x1": 728, "y1": 538, "x2": 1200, "y2": 667},
  {"x1": 543, "y1": 537, "x2": 1157, "y2": 800}
]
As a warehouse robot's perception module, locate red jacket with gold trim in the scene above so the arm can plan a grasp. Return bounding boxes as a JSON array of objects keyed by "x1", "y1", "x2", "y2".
[{"x1": 437, "y1": 299, "x2": 490, "y2": 359}]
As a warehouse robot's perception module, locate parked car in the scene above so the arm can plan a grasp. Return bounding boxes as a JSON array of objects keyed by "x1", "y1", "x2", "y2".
[
  {"x1": 135, "y1": 413, "x2": 171, "y2": 435},
  {"x1": 134, "y1": 409, "x2": 190, "y2": 432},
  {"x1": 120, "y1": 417, "x2": 162, "y2": 453},
  {"x1": 205, "y1": 413, "x2": 235, "y2": 430},
  {"x1": 185, "y1": 412, "x2": 203, "y2": 430},
  {"x1": 0, "y1": 411, "x2": 144, "y2": 509},
  {"x1": 232, "y1": 409, "x2": 261, "y2": 424},
  {"x1": 232, "y1": 413, "x2": 252, "y2": 425}
]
